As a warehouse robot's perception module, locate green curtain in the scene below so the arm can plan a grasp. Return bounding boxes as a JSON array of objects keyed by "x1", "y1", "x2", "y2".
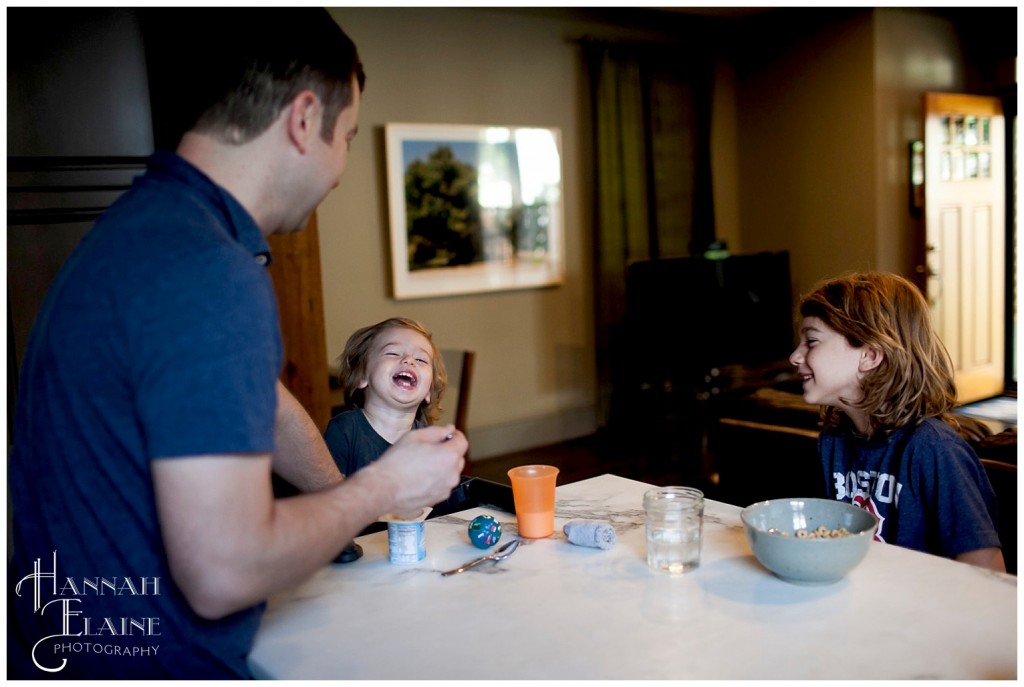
[
  {"x1": 586, "y1": 45, "x2": 647, "y2": 427},
  {"x1": 582, "y1": 40, "x2": 716, "y2": 428}
]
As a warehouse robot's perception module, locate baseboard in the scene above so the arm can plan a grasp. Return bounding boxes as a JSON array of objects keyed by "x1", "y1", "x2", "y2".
[{"x1": 466, "y1": 406, "x2": 598, "y2": 460}]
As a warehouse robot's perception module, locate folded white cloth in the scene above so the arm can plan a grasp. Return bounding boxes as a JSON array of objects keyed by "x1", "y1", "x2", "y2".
[{"x1": 563, "y1": 519, "x2": 616, "y2": 550}]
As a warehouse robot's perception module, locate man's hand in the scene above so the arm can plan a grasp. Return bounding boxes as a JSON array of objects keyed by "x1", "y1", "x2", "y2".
[{"x1": 352, "y1": 424, "x2": 467, "y2": 516}]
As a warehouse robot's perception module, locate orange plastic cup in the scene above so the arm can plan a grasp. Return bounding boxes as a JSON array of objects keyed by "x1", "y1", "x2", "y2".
[{"x1": 507, "y1": 465, "x2": 559, "y2": 538}]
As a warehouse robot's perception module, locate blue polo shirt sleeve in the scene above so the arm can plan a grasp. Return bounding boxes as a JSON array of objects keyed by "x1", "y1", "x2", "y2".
[{"x1": 130, "y1": 243, "x2": 281, "y2": 460}]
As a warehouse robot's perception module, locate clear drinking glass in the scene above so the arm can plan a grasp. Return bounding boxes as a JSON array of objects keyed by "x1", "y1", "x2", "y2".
[{"x1": 644, "y1": 486, "x2": 704, "y2": 573}]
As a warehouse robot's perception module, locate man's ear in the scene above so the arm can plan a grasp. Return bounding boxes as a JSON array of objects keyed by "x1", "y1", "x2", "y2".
[
  {"x1": 859, "y1": 346, "x2": 884, "y2": 372},
  {"x1": 286, "y1": 91, "x2": 322, "y2": 153}
]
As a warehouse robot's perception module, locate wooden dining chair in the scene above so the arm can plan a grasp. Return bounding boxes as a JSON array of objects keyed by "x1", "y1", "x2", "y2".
[
  {"x1": 980, "y1": 458, "x2": 1016, "y2": 575},
  {"x1": 439, "y1": 349, "x2": 475, "y2": 432},
  {"x1": 439, "y1": 348, "x2": 476, "y2": 473}
]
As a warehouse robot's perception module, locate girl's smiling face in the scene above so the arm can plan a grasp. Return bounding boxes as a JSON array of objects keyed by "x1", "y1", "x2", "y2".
[
  {"x1": 789, "y1": 316, "x2": 870, "y2": 420},
  {"x1": 360, "y1": 326, "x2": 434, "y2": 411}
]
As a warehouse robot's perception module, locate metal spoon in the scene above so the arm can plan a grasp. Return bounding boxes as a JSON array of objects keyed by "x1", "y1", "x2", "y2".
[{"x1": 441, "y1": 538, "x2": 521, "y2": 576}]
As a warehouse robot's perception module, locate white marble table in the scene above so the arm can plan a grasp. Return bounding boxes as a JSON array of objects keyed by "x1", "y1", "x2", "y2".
[{"x1": 249, "y1": 474, "x2": 1017, "y2": 680}]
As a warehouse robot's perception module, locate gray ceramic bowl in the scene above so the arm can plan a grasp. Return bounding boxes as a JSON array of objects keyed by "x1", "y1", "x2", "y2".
[{"x1": 740, "y1": 498, "x2": 878, "y2": 585}]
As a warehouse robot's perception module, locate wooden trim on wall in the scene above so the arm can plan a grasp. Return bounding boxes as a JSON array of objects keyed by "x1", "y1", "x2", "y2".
[{"x1": 267, "y1": 213, "x2": 331, "y2": 432}]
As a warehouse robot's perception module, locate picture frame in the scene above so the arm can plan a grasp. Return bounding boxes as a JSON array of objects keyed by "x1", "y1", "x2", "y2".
[{"x1": 385, "y1": 123, "x2": 565, "y2": 299}]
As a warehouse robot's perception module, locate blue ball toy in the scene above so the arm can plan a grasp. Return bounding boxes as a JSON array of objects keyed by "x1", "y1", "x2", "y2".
[{"x1": 468, "y1": 515, "x2": 502, "y2": 549}]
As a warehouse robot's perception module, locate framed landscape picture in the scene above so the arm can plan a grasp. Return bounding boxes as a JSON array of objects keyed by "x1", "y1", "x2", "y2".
[{"x1": 385, "y1": 123, "x2": 565, "y2": 299}]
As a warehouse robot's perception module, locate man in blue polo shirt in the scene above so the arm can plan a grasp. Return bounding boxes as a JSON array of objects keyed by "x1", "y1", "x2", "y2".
[{"x1": 8, "y1": 10, "x2": 466, "y2": 679}]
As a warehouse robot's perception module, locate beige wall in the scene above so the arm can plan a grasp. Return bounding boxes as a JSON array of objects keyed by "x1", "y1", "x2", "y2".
[
  {"x1": 872, "y1": 8, "x2": 967, "y2": 275},
  {"x1": 735, "y1": 12, "x2": 878, "y2": 300},
  {"x1": 316, "y1": 7, "x2": 996, "y2": 459},
  {"x1": 320, "y1": 8, "x2": 688, "y2": 458},
  {"x1": 6, "y1": 8, "x2": 1005, "y2": 461},
  {"x1": 733, "y1": 8, "x2": 990, "y2": 302},
  {"x1": 712, "y1": 60, "x2": 742, "y2": 253}
]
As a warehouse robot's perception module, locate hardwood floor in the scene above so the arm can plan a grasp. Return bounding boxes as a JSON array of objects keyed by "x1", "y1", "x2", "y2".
[{"x1": 468, "y1": 430, "x2": 724, "y2": 500}]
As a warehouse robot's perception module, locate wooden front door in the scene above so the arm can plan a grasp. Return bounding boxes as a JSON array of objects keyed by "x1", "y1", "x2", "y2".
[{"x1": 921, "y1": 92, "x2": 1006, "y2": 403}]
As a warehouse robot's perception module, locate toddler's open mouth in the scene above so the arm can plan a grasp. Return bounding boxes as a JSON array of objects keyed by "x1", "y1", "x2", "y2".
[{"x1": 392, "y1": 370, "x2": 418, "y2": 389}]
